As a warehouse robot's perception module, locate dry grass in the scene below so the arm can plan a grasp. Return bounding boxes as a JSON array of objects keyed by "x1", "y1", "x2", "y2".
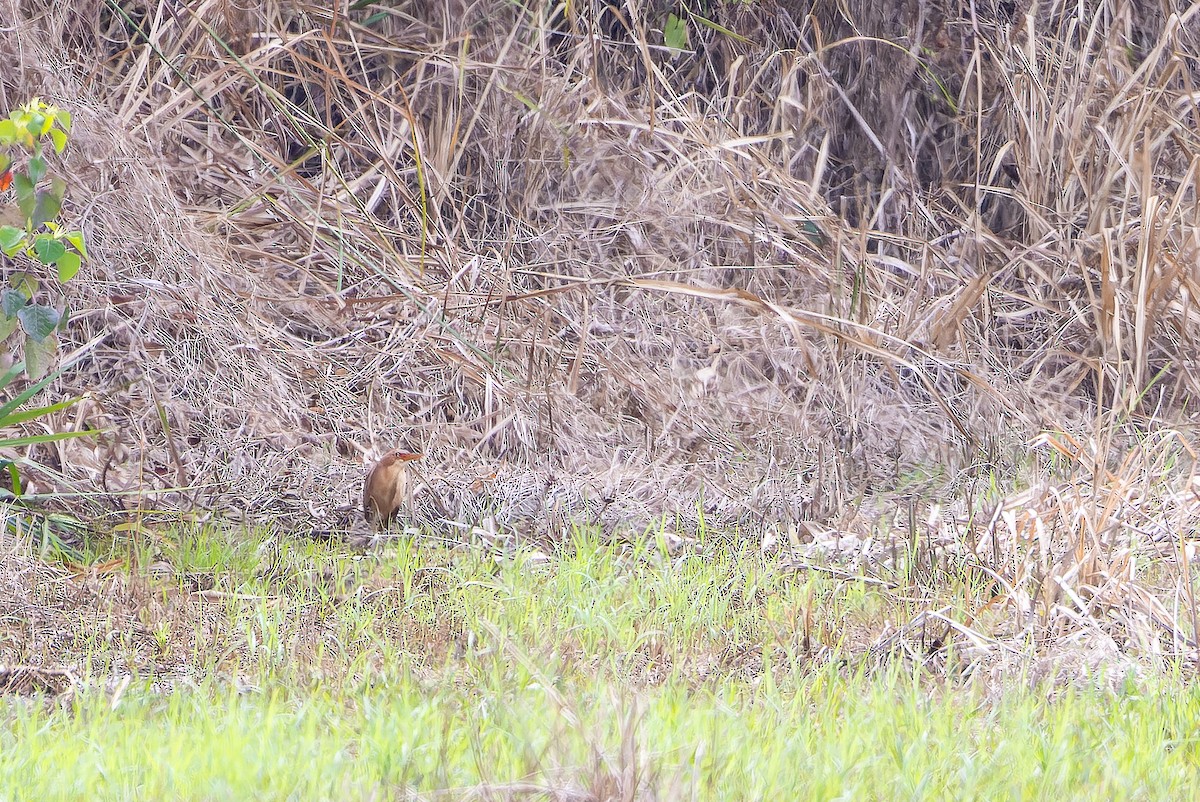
[{"x1": 2, "y1": 0, "x2": 1200, "y2": 668}]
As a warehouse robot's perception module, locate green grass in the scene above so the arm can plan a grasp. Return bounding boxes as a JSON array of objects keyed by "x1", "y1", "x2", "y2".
[
  {"x1": 5, "y1": 665, "x2": 1200, "y2": 799},
  {"x1": 2, "y1": 524, "x2": 1198, "y2": 799}
]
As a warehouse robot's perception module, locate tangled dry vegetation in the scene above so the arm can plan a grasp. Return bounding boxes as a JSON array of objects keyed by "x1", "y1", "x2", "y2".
[{"x1": 2, "y1": 0, "x2": 1200, "y2": 670}]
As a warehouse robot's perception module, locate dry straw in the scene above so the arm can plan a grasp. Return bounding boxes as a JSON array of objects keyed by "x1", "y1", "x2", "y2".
[
  {"x1": 0, "y1": 0, "x2": 1198, "y2": 678},
  {"x1": 0, "y1": 1, "x2": 1196, "y2": 549}
]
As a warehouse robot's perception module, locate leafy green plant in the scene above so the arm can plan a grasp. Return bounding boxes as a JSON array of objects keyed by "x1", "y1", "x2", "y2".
[
  {"x1": 0, "y1": 98, "x2": 86, "y2": 381},
  {"x1": 664, "y1": 13, "x2": 689, "y2": 54},
  {"x1": 0, "y1": 352, "x2": 93, "y2": 560},
  {"x1": 662, "y1": 4, "x2": 752, "y2": 55},
  {"x1": 0, "y1": 98, "x2": 91, "y2": 519},
  {"x1": 0, "y1": 359, "x2": 90, "y2": 493}
]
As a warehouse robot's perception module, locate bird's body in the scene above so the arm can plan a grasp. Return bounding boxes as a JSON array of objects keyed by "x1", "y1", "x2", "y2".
[{"x1": 363, "y1": 450, "x2": 422, "y2": 528}]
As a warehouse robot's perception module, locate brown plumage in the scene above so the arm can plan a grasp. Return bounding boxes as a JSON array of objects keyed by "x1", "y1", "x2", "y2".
[{"x1": 362, "y1": 450, "x2": 422, "y2": 528}]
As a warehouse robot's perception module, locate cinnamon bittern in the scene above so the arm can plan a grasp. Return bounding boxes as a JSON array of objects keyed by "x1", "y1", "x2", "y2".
[{"x1": 362, "y1": 450, "x2": 422, "y2": 528}]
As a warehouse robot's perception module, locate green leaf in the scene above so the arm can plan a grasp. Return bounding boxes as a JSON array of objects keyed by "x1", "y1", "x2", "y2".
[
  {"x1": 0, "y1": 395, "x2": 84, "y2": 426},
  {"x1": 56, "y1": 251, "x2": 81, "y2": 282},
  {"x1": 0, "y1": 119, "x2": 16, "y2": 143},
  {"x1": 13, "y1": 172, "x2": 35, "y2": 220},
  {"x1": 31, "y1": 178, "x2": 64, "y2": 227},
  {"x1": 10, "y1": 118, "x2": 35, "y2": 149},
  {"x1": 664, "y1": 14, "x2": 688, "y2": 53},
  {"x1": 0, "y1": 430, "x2": 91, "y2": 449},
  {"x1": 26, "y1": 155, "x2": 46, "y2": 184},
  {"x1": 0, "y1": 354, "x2": 20, "y2": 394},
  {"x1": 56, "y1": 110, "x2": 72, "y2": 133},
  {"x1": 64, "y1": 230, "x2": 87, "y2": 259},
  {"x1": 0, "y1": 313, "x2": 17, "y2": 342},
  {"x1": 0, "y1": 226, "x2": 24, "y2": 255},
  {"x1": 688, "y1": 11, "x2": 752, "y2": 44},
  {"x1": 0, "y1": 153, "x2": 10, "y2": 174},
  {"x1": 23, "y1": 331, "x2": 56, "y2": 380},
  {"x1": 32, "y1": 236, "x2": 66, "y2": 265},
  {"x1": 1, "y1": 287, "x2": 26, "y2": 316},
  {"x1": 800, "y1": 220, "x2": 826, "y2": 247},
  {"x1": 49, "y1": 128, "x2": 67, "y2": 154},
  {"x1": 0, "y1": 356, "x2": 63, "y2": 421},
  {"x1": 9, "y1": 273, "x2": 37, "y2": 298},
  {"x1": 1, "y1": 460, "x2": 22, "y2": 496},
  {"x1": 58, "y1": 302, "x2": 70, "y2": 331},
  {"x1": 17, "y1": 303, "x2": 59, "y2": 340}
]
